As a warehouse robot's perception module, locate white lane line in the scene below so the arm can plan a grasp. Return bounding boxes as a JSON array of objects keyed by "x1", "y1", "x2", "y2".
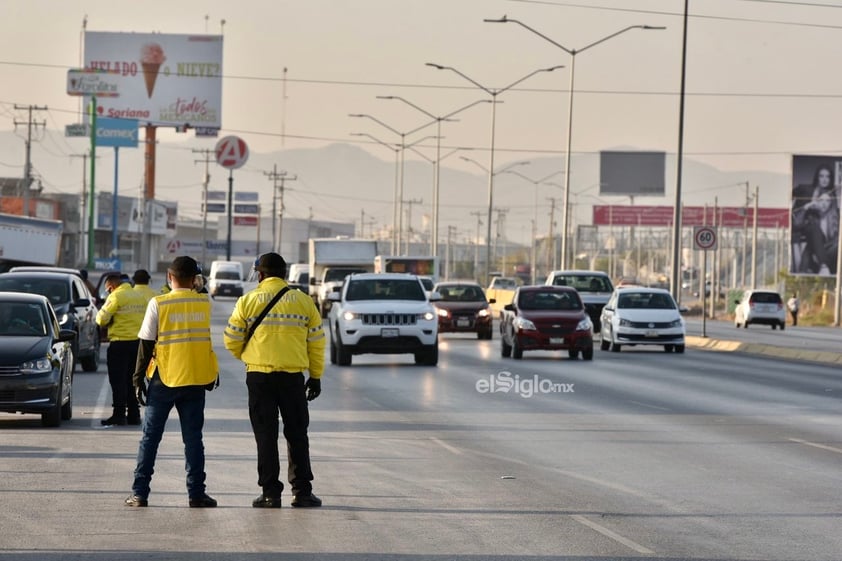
[
  {"x1": 570, "y1": 514, "x2": 655, "y2": 555},
  {"x1": 91, "y1": 372, "x2": 112, "y2": 428},
  {"x1": 430, "y1": 437, "x2": 463, "y2": 455},
  {"x1": 788, "y1": 438, "x2": 842, "y2": 455},
  {"x1": 627, "y1": 400, "x2": 672, "y2": 412}
]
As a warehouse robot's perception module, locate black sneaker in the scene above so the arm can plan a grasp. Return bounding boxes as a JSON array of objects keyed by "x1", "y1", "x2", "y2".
[
  {"x1": 125, "y1": 495, "x2": 148, "y2": 507},
  {"x1": 291, "y1": 493, "x2": 322, "y2": 508},
  {"x1": 102, "y1": 416, "x2": 127, "y2": 426},
  {"x1": 252, "y1": 494, "x2": 282, "y2": 508},
  {"x1": 189, "y1": 494, "x2": 218, "y2": 508}
]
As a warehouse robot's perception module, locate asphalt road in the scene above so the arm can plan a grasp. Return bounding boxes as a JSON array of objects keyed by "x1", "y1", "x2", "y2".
[{"x1": 1, "y1": 297, "x2": 841, "y2": 561}]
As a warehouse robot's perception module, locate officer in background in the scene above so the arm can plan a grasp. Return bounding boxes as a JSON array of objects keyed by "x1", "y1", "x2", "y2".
[
  {"x1": 96, "y1": 273, "x2": 147, "y2": 426},
  {"x1": 132, "y1": 269, "x2": 157, "y2": 303},
  {"x1": 224, "y1": 252, "x2": 325, "y2": 508},
  {"x1": 125, "y1": 255, "x2": 218, "y2": 508}
]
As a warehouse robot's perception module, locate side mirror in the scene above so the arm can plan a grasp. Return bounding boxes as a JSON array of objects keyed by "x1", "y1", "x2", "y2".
[
  {"x1": 309, "y1": 277, "x2": 317, "y2": 285},
  {"x1": 734, "y1": 299, "x2": 740, "y2": 305},
  {"x1": 503, "y1": 303, "x2": 515, "y2": 312},
  {"x1": 604, "y1": 306, "x2": 614, "y2": 312},
  {"x1": 73, "y1": 298, "x2": 91, "y2": 309},
  {"x1": 428, "y1": 291, "x2": 442, "y2": 302},
  {"x1": 678, "y1": 305, "x2": 689, "y2": 313},
  {"x1": 488, "y1": 298, "x2": 496, "y2": 304},
  {"x1": 57, "y1": 329, "x2": 77, "y2": 344},
  {"x1": 327, "y1": 292, "x2": 341, "y2": 302}
]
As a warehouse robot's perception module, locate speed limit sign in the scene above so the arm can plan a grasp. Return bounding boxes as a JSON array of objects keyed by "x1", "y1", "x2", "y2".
[{"x1": 694, "y1": 226, "x2": 718, "y2": 251}]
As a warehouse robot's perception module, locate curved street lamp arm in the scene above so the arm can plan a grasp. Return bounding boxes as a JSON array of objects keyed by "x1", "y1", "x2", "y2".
[
  {"x1": 350, "y1": 132, "x2": 399, "y2": 153},
  {"x1": 441, "y1": 99, "x2": 493, "y2": 121},
  {"x1": 348, "y1": 113, "x2": 402, "y2": 137},
  {"x1": 497, "y1": 65, "x2": 564, "y2": 95},
  {"x1": 378, "y1": 95, "x2": 437, "y2": 120},
  {"x1": 460, "y1": 155, "x2": 489, "y2": 174},
  {"x1": 405, "y1": 145, "x2": 435, "y2": 164},
  {"x1": 426, "y1": 62, "x2": 495, "y2": 96},
  {"x1": 501, "y1": 169, "x2": 537, "y2": 184}
]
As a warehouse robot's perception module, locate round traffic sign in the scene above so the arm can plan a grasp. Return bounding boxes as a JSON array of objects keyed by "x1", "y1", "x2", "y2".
[
  {"x1": 166, "y1": 239, "x2": 181, "y2": 253},
  {"x1": 694, "y1": 226, "x2": 717, "y2": 250},
  {"x1": 215, "y1": 135, "x2": 249, "y2": 170}
]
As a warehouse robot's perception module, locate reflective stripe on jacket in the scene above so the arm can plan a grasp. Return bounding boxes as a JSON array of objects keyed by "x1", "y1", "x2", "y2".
[
  {"x1": 154, "y1": 291, "x2": 218, "y2": 387},
  {"x1": 95, "y1": 283, "x2": 146, "y2": 341},
  {"x1": 224, "y1": 277, "x2": 325, "y2": 377}
]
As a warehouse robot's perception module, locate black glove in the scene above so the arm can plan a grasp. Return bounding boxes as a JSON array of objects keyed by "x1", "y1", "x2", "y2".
[
  {"x1": 135, "y1": 379, "x2": 148, "y2": 407},
  {"x1": 305, "y1": 378, "x2": 321, "y2": 401}
]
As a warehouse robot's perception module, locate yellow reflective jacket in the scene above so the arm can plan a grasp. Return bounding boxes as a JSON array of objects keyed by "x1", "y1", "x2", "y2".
[
  {"x1": 224, "y1": 277, "x2": 325, "y2": 378},
  {"x1": 134, "y1": 284, "x2": 157, "y2": 303},
  {"x1": 95, "y1": 283, "x2": 146, "y2": 341},
  {"x1": 153, "y1": 291, "x2": 218, "y2": 387}
]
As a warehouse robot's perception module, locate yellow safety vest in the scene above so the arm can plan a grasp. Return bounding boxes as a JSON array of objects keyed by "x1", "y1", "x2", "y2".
[
  {"x1": 134, "y1": 284, "x2": 158, "y2": 303},
  {"x1": 95, "y1": 283, "x2": 146, "y2": 341},
  {"x1": 153, "y1": 291, "x2": 218, "y2": 387}
]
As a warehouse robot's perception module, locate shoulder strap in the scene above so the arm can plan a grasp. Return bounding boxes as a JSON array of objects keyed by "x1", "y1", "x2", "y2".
[{"x1": 243, "y1": 286, "x2": 290, "y2": 349}]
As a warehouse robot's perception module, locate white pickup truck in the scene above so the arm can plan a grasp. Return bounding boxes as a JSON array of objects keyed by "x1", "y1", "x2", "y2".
[{"x1": 327, "y1": 273, "x2": 439, "y2": 366}]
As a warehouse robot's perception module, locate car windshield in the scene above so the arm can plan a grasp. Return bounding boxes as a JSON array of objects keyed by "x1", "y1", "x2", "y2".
[
  {"x1": 550, "y1": 274, "x2": 612, "y2": 293},
  {"x1": 617, "y1": 292, "x2": 675, "y2": 310},
  {"x1": 491, "y1": 278, "x2": 517, "y2": 289},
  {"x1": 325, "y1": 268, "x2": 368, "y2": 283},
  {"x1": 750, "y1": 292, "x2": 782, "y2": 304},
  {"x1": 437, "y1": 285, "x2": 486, "y2": 302},
  {"x1": 0, "y1": 278, "x2": 70, "y2": 305},
  {"x1": 419, "y1": 278, "x2": 434, "y2": 291},
  {"x1": 294, "y1": 271, "x2": 309, "y2": 284},
  {"x1": 518, "y1": 291, "x2": 581, "y2": 311},
  {"x1": 0, "y1": 302, "x2": 47, "y2": 336},
  {"x1": 346, "y1": 279, "x2": 425, "y2": 301},
  {"x1": 214, "y1": 271, "x2": 240, "y2": 281}
]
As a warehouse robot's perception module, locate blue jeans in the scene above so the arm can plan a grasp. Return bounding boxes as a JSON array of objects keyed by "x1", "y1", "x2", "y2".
[{"x1": 131, "y1": 374, "x2": 208, "y2": 499}]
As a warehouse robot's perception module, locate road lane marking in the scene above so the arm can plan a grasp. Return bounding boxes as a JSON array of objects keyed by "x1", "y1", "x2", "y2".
[
  {"x1": 788, "y1": 438, "x2": 842, "y2": 455},
  {"x1": 430, "y1": 437, "x2": 463, "y2": 455},
  {"x1": 628, "y1": 400, "x2": 672, "y2": 412},
  {"x1": 91, "y1": 373, "x2": 111, "y2": 428},
  {"x1": 570, "y1": 514, "x2": 655, "y2": 555}
]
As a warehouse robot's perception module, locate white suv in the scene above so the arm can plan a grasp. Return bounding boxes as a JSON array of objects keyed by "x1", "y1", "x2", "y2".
[
  {"x1": 328, "y1": 273, "x2": 439, "y2": 366},
  {"x1": 734, "y1": 290, "x2": 786, "y2": 330},
  {"x1": 545, "y1": 270, "x2": 614, "y2": 332}
]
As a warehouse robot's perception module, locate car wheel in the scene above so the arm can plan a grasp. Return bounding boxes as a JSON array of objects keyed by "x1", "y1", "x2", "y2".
[
  {"x1": 675, "y1": 344, "x2": 685, "y2": 354},
  {"x1": 744, "y1": 321, "x2": 749, "y2": 329},
  {"x1": 582, "y1": 347, "x2": 594, "y2": 361},
  {"x1": 780, "y1": 322, "x2": 786, "y2": 331},
  {"x1": 771, "y1": 323, "x2": 777, "y2": 330},
  {"x1": 512, "y1": 338, "x2": 523, "y2": 360},
  {"x1": 42, "y1": 388, "x2": 62, "y2": 427},
  {"x1": 415, "y1": 343, "x2": 438, "y2": 366},
  {"x1": 61, "y1": 381, "x2": 73, "y2": 421},
  {"x1": 734, "y1": 320, "x2": 740, "y2": 328},
  {"x1": 329, "y1": 338, "x2": 337, "y2": 365},
  {"x1": 568, "y1": 349, "x2": 579, "y2": 360},
  {"x1": 80, "y1": 333, "x2": 100, "y2": 372},
  {"x1": 336, "y1": 335, "x2": 352, "y2": 366},
  {"x1": 600, "y1": 337, "x2": 610, "y2": 351},
  {"x1": 501, "y1": 336, "x2": 512, "y2": 358},
  {"x1": 664, "y1": 344, "x2": 674, "y2": 353}
]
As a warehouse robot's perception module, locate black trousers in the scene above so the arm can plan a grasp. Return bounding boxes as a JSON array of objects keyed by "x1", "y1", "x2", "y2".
[
  {"x1": 107, "y1": 339, "x2": 140, "y2": 415},
  {"x1": 246, "y1": 371, "x2": 313, "y2": 498}
]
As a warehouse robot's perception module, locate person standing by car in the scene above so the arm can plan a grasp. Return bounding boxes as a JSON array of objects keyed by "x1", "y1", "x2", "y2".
[
  {"x1": 96, "y1": 273, "x2": 147, "y2": 426},
  {"x1": 132, "y1": 269, "x2": 157, "y2": 303},
  {"x1": 788, "y1": 292, "x2": 800, "y2": 326},
  {"x1": 125, "y1": 255, "x2": 219, "y2": 508},
  {"x1": 223, "y1": 252, "x2": 325, "y2": 509}
]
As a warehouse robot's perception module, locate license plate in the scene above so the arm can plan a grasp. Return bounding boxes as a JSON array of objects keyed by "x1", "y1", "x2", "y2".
[
  {"x1": 645, "y1": 330, "x2": 658, "y2": 338},
  {"x1": 549, "y1": 337, "x2": 563, "y2": 344},
  {"x1": 381, "y1": 328, "x2": 399, "y2": 338},
  {"x1": 456, "y1": 319, "x2": 470, "y2": 327}
]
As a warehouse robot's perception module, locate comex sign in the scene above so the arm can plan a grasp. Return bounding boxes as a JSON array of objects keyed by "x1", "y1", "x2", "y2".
[{"x1": 65, "y1": 117, "x2": 139, "y2": 148}]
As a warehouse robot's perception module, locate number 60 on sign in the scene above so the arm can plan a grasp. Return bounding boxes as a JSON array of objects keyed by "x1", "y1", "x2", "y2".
[{"x1": 693, "y1": 226, "x2": 718, "y2": 251}]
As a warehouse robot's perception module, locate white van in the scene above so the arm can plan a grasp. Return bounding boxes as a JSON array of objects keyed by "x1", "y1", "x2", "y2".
[
  {"x1": 208, "y1": 260, "x2": 244, "y2": 299},
  {"x1": 287, "y1": 263, "x2": 310, "y2": 288}
]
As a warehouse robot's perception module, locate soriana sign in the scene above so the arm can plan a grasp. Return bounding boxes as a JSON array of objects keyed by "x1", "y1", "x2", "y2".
[{"x1": 83, "y1": 31, "x2": 223, "y2": 128}]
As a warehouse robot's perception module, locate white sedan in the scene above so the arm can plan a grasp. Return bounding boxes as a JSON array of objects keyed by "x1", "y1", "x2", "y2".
[{"x1": 600, "y1": 287, "x2": 686, "y2": 353}]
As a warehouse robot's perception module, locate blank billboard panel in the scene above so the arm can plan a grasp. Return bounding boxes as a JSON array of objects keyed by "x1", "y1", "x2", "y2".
[{"x1": 599, "y1": 151, "x2": 666, "y2": 196}]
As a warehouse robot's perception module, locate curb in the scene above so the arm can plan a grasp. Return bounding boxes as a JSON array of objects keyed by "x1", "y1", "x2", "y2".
[{"x1": 685, "y1": 335, "x2": 842, "y2": 366}]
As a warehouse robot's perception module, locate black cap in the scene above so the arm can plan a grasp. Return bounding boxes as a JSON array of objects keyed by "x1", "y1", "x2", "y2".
[
  {"x1": 132, "y1": 269, "x2": 151, "y2": 284},
  {"x1": 169, "y1": 256, "x2": 202, "y2": 278},
  {"x1": 254, "y1": 252, "x2": 286, "y2": 277}
]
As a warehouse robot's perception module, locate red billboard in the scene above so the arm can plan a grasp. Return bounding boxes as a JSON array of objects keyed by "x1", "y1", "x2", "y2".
[
  {"x1": 592, "y1": 205, "x2": 789, "y2": 228},
  {"x1": 233, "y1": 216, "x2": 258, "y2": 227}
]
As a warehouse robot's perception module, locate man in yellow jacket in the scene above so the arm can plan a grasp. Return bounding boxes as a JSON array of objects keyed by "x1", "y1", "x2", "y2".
[
  {"x1": 224, "y1": 252, "x2": 325, "y2": 508},
  {"x1": 96, "y1": 273, "x2": 147, "y2": 426},
  {"x1": 132, "y1": 269, "x2": 157, "y2": 303},
  {"x1": 125, "y1": 255, "x2": 218, "y2": 508}
]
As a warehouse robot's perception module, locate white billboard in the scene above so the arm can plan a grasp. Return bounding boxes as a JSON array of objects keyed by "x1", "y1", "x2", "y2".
[{"x1": 83, "y1": 31, "x2": 223, "y2": 128}]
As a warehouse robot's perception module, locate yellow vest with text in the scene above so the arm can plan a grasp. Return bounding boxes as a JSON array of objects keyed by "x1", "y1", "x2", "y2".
[
  {"x1": 153, "y1": 291, "x2": 218, "y2": 387},
  {"x1": 95, "y1": 283, "x2": 146, "y2": 341}
]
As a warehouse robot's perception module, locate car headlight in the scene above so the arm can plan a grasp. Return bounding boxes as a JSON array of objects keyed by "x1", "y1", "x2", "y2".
[
  {"x1": 513, "y1": 317, "x2": 536, "y2": 331},
  {"x1": 576, "y1": 317, "x2": 593, "y2": 332},
  {"x1": 619, "y1": 318, "x2": 633, "y2": 327},
  {"x1": 478, "y1": 308, "x2": 491, "y2": 317},
  {"x1": 20, "y1": 357, "x2": 52, "y2": 374},
  {"x1": 436, "y1": 308, "x2": 450, "y2": 317},
  {"x1": 668, "y1": 319, "x2": 683, "y2": 328},
  {"x1": 58, "y1": 313, "x2": 70, "y2": 326},
  {"x1": 342, "y1": 311, "x2": 357, "y2": 321},
  {"x1": 420, "y1": 311, "x2": 435, "y2": 321}
]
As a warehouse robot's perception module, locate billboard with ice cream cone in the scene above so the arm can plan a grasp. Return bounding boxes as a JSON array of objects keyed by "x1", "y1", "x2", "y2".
[{"x1": 83, "y1": 31, "x2": 223, "y2": 128}]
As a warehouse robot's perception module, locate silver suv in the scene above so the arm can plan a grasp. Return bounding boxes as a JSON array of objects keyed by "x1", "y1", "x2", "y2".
[{"x1": 545, "y1": 270, "x2": 614, "y2": 332}]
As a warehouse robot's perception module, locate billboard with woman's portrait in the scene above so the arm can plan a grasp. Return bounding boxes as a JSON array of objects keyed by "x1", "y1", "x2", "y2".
[{"x1": 791, "y1": 155, "x2": 841, "y2": 277}]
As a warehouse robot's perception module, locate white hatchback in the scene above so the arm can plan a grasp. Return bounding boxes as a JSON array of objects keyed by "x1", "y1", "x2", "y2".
[
  {"x1": 600, "y1": 287, "x2": 686, "y2": 353},
  {"x1": 734, "y1": 290, "x2": 786, "y2": 330}
]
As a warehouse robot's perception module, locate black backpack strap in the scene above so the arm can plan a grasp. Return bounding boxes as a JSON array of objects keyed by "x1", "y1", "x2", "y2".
[{"x1": 243, "y1": 286, "x2": 290, "y2": 349}]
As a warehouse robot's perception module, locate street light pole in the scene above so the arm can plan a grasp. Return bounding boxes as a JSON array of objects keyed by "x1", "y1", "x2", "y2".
[
  {"x1": 350, "y1": 132, "x2": 400, "y2": 252},
  {"x1": 484, "y1": 16, "x2": 665, "y2": 270},
  {"x1": 426, "y1": 62, "x2": 563, "y2": 283}
]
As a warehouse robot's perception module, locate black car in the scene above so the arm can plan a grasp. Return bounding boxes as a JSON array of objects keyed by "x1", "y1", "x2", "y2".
[
  {"x1": 0, "y1": 292, "x2": 77, "y2": 426},
  {"x1": 0, "y1": 271, "x2": 101, "y2": 372}
]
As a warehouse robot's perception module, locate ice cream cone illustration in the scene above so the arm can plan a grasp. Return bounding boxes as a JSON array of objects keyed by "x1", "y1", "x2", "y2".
[{"x1": 140, "y1": 42, "x2": 166, "y2": 98}]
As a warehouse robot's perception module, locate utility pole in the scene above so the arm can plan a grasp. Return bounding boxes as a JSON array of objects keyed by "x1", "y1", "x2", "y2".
[
  {"x1": 741, "y1": 180, "x2": 750, "y2": 287},
  {"x1": 193, "y1": 149, "x2": 214, "y2": 267},
  {"x1": 446, "y1": 225, "x2": 457, "y2": 280},
  {"x1": 470, "y1": 210, "x2": 484, "y2": 281},
  {"x1": 494, "y1": 207, "x2": 510, "y2": 276},
  {"x1": 13, "y1": 105, "x2": 47, "y2": 217},
  {"x1": 547, "y1": 197, "x2": 558, "y2": 270},
  {"x1": 403, "y1": 198, "x2": 423, "y2": 255},
  {"x1": 265, "y1": 166, "x2": 295, "y2": 254},
  {"x1": 751, "y1": 185, "x2": 759, "y2": 290},
  {"x1": 70, "y1": 152, "x2": 92, "y2": 265}
]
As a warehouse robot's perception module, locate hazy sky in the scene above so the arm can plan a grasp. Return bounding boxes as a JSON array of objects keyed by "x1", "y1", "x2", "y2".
[{"x1": 3, "y1": 0, "x2": 842, "y2": 231}]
